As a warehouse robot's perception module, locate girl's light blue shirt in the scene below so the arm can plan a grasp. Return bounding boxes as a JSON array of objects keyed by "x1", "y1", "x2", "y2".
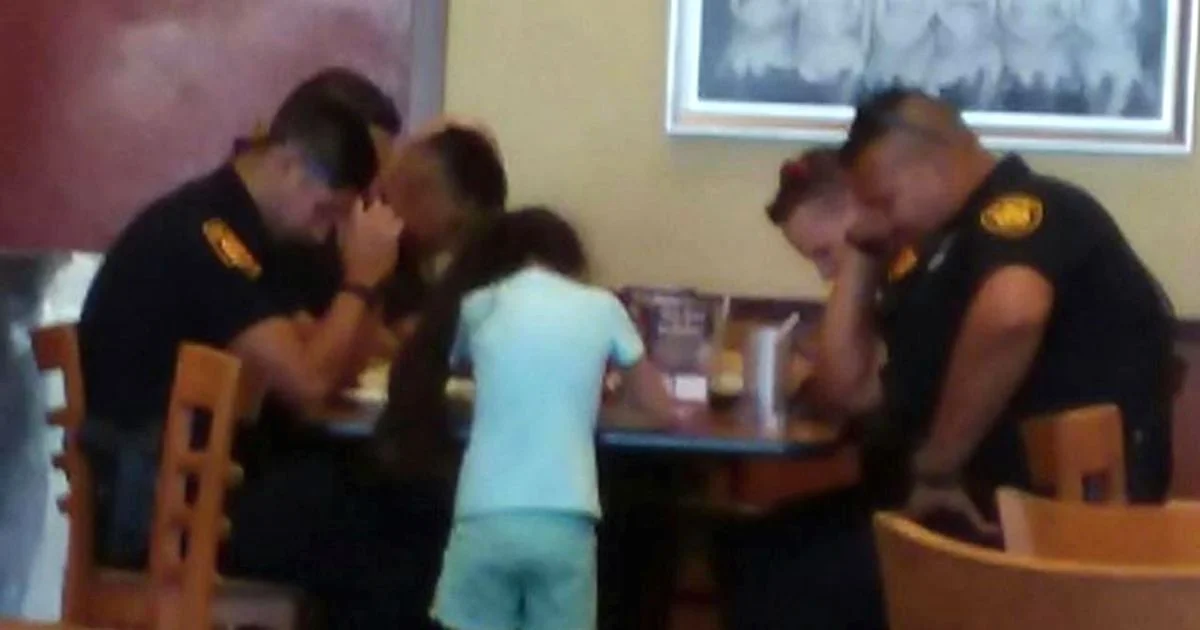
[{"x1": 450, "y1": 268, "x2": 645, "y2": 519}]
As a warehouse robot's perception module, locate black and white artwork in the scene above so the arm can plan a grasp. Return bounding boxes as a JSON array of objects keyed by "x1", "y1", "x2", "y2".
[{"x1": 666, "y1": 0, "x2": 1199, "y2": 154}]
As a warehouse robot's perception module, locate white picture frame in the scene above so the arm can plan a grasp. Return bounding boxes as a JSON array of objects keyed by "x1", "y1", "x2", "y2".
[{"x1": 665, "y1": 0, "x2": 1200, "y2": 155}]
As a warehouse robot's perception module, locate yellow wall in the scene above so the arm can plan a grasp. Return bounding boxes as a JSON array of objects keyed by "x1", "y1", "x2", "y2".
[{"x1": 445, "y1": 1, "x2": 1200, "y2": 315}]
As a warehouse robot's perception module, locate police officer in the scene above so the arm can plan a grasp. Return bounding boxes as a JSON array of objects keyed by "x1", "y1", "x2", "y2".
[
  {"x1": 78, "y1": 93, "x2": 408, "y2": 626},
  {"x1": 220, "y1": 72, "x2": 507, "y2": 630},
  {"x1": 829, "y1": 87, "x2": 1174, "y2": 526},
  {"x1": 718, "y1": 88, "x2": 1175, "y2": 628}
]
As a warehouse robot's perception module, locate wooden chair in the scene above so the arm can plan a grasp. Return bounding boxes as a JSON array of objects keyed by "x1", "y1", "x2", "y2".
[
  {"x1": 32, "y1": 327, "x2": 299, "y2": 629},
  {"x1": 1020, "y1": 403, "x2": 1126, "y2": 503},
  {"x1": 997, "y1": 487, "x2": 1200, "y2": 566},
  {"x1": 31, "y1": 325, "x2": 93, "y2": 624},
  {"x1": 874, "y1": 512, "x2": 1200, "y2": 630}
]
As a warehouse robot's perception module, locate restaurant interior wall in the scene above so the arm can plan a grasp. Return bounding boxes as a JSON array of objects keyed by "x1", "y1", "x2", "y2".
[{"x1": 443, "y1": 0, "x2": 1200, "y2": 315}]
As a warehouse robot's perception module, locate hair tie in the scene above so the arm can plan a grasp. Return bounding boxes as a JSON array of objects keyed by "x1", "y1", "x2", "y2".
[{"x1": 781, "y1": 156, "x2": 809, "y2": 183}]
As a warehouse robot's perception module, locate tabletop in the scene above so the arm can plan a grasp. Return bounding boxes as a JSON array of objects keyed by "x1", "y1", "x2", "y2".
[{"x1": 320, "y1": 393, "x2": 842, "y2": 458}]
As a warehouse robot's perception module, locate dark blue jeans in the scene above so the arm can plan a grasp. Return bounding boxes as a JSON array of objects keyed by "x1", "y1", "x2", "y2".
[{"x1": 81, "y1": 418, "x2": 161, "y2": 569}]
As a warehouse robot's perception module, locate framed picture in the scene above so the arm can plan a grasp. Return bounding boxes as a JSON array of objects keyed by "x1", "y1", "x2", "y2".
[
  {"x1": 666, "y1": 0, "x2": 1199, "y2": 154},
  {"x1": 0, "y1": 0, "x2": 448, "y2": 251}
]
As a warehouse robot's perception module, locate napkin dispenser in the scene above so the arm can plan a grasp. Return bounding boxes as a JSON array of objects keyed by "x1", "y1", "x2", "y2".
[{"x1": 620, "y1": 286, "x2": 718, "y2": 403}]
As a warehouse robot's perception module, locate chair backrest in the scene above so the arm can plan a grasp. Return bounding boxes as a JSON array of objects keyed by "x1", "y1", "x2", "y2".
[
  {"x1": 997, "y1": 487, "x2": 1200, "y2": 565},
  {"x1": 30, "y1": 324, "x2": 94, "y2": 624},
  {"x1": 1020, "y1": 403, "x2": 1126, "y2": 503},
  {"x1": 874, "y1": 512, "x2": 1200, "y2": 630},
  {"x1": 147, "y1": 343, "x2": 245, "y2": 630}
]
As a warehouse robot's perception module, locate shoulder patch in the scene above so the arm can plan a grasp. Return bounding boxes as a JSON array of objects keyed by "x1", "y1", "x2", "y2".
[
  {"x1": 980, "y1": 194, "x2": 1044, "y2": 239},
  {"x1": 202, "y1": 219, "x2": 262, "y2": 279},
  {"x1": 887, "y1": 246, "x2": 919, "y2": 282}
]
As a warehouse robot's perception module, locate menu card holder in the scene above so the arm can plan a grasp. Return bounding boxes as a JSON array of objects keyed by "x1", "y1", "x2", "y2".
[{"x1": 620, "y1": 287, "x2": 719, "y2": 403}]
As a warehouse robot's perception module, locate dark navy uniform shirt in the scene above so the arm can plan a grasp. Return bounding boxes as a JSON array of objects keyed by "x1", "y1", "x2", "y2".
[
  {"x1": 81, "y1": 165, "x2": 428, "y2": 429},
  {"x1": 79, "y1": 165, "x2": 297, "y2": 427},
  {"x1": 78, "y1": 165, "x2": 309, "y2": 566},
  {"x1": 874, "y1": 155, "x2": 1174, "y2": 506},
  {"x1": 78, "y1": 164, "x2": 434, "y2": 566}
]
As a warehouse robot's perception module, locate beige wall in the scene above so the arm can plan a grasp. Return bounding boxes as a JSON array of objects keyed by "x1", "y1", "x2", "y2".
[{"x1": 444, "y1": 1, "x2": 1200, "y2": 315}]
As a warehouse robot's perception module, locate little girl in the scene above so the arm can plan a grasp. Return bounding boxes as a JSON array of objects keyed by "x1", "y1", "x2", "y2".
[{"x1": 376, "y1": 207, "x2": 679, "y2": 630}]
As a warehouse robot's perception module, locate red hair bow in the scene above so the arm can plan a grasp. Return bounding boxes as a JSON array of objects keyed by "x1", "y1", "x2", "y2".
[{"x1": 781, "y1": 156, "x2": 809, "y2": 183}]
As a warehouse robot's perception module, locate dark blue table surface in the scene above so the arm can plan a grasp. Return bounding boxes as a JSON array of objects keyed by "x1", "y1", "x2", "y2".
[{"x1": 324, "y1": 397, "x2": 843, "y2": 458}]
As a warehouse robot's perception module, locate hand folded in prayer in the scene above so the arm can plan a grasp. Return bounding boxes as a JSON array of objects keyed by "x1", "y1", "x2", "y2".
[
  {"x1": 339, "y1": 198, "x2": 404, "y2": 287},
  {"x1": 903, "y1": 481, "x2": 1001, "y2": 542}
]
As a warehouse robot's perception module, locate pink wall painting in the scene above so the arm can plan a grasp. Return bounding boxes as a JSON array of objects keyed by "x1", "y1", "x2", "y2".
[{"x1": 0, "y1": 0, "x2": 443, "y2": 251}]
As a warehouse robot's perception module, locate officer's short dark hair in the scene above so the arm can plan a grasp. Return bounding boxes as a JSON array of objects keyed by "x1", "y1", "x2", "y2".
[
  {"x1": 277, "y1": 68, "x2": 402, "y2": 135},
  {"x1": 267, "y1": 101, "x2": 378, "y2": 192},
  {"x1": 766, "y1": 147, "x2": 843, "y2": 225},
  {"x1": 419, "y1": 127, "x2": 508, "y2": 216},
  {"x1": 840, "y1": 87, "x2": 965, "y2": 167}
]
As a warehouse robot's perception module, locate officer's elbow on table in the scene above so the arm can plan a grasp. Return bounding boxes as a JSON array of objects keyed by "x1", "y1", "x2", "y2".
[{"x1": 230, "y1": 319, "x2": 344, "y2": 422}]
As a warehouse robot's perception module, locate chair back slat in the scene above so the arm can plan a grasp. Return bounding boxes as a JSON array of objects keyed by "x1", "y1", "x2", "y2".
[
  {"x1": 875, "y1": 512, "x2": 1200, "y2": 630},
  {"x1": 31, "y1": 324, "x2": 87, "y2": 431},
  {"x1": 1021, "y1": 404, "x2": 1126, "y2": 503},
  {"x1": 997, "y1": 488, "x2": 1200, "y2": 566},
  {"x1": 30, "y1": 324, "x2": 93, "y2": 624},
  {"x1": 31, "y1": 327, "x2": 280, "y2": 628},
  {"x1": 148, "y1": 343, "x2": 243, "y2": 630}
]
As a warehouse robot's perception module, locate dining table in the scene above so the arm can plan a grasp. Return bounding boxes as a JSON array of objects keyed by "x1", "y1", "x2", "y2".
[
  {"x1": 320, "y1": 373, "x2": 855, "y2": 629},
  {"x1": 320, "y1": 391, "x2": 844, "y2": 459}
]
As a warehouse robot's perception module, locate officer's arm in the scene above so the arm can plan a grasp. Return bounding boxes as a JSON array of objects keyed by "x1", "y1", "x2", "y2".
[
  {"x1": 294, "y1": 309, "x2": 397, "y2": 389},
  {"x1": 912, "y1": 266, "x2": 1053, "y2": 478},
  {"x1": 805, "y1": 250, "x2": 885, "y2": 417},
  {"x1": 230, "y1": 291, "x2": 373, "y2": 420}
]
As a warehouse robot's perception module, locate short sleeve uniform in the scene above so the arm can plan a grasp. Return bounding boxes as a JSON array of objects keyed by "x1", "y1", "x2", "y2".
[
  {"x1": 79, "y1": 166, "x2": 294, "y2": 428},
  {"x1": 450, "y1": 267, "x2": 646, "y2": 520},
  {"x1": 876, "y1": 155, "x2": 1174, "y2": 507}
]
